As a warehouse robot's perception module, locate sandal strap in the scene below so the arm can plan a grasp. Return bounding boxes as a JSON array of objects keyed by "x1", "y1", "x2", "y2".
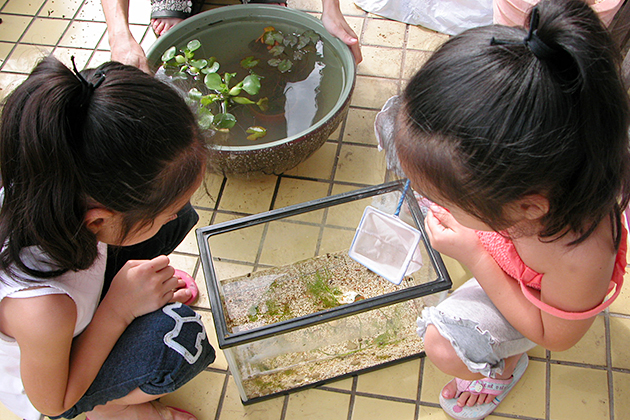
[
  {"x1": 151, "y1": 0, "x2": 196, "y2": 19},
  {"x1": 456, "y1": 377, "x2": 513, "y2": 396}
]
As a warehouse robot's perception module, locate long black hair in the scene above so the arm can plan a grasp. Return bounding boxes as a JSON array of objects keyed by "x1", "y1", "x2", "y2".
[
  {"x1": 0, "y1": 56, "x2": 207, "y2": 278},
  {"x1": 396, "y1": 0, "x2": 630, "y2": 246}
]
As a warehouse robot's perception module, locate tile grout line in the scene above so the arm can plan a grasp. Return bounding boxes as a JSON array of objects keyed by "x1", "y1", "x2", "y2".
[
  {"x1": 213, "y1": 370, "x2": 231, "y2": 420},
  {"x1": 605, "y1": 311, "x2": 615, "y2": 420},
  {"x1": 414, "y1": 357, "x2": 424, "y2": 420},
  {"x1": 545, "y1": 349, "x2": 551, "y2": 420},
  {"x1": 346, "y1": 375, "x2": 358, "y2": 420}
]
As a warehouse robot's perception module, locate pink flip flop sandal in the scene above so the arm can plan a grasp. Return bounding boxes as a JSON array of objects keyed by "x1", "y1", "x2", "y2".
[
  {"x1": 174, "y1": 269, "x2": 199, "y2": 306},
  {"x1": 439, "y1": 353, "x2": 529, "y2": 420}
]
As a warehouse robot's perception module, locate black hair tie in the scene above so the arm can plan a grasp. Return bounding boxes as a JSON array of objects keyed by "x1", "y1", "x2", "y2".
[
  {"x1": 70, "y1": 56, "x2": 106, "y2": 106},
  {"x1": 491, "y1": 6, "x2": 556, "y2": 61}
]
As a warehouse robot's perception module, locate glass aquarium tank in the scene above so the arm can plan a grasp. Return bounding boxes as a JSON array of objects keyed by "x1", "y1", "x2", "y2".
[{"x1": 197, "y1": 180, "x2": 452, "y2": 403}]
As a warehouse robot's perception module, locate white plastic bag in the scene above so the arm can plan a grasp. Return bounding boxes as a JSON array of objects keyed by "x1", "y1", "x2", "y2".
[{"x1": 354, "y1": 0, "x2": 493, "y2": 35}]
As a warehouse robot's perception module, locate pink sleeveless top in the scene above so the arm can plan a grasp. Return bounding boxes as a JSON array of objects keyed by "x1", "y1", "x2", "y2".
[{"x1": 476, "y1": 226, "x2": 626, "y2": 320}]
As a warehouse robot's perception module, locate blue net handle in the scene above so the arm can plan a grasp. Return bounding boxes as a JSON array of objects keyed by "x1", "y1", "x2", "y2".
[{"x1": 394, "y1": 179, "x2": 411, "y2": 217}]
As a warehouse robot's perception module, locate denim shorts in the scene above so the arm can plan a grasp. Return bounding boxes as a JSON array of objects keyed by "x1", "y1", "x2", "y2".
[
  {"x1": 416, "y1": 278, "x2": 536, "y2": 378},
  {"x1": 51, "y1": 203, "x2": 216, "y2": 418}
]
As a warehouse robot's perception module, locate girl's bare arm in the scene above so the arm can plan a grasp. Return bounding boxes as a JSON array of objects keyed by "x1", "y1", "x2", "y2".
[{"x1": 0, "y1": 256, "x2": 178, "y2": 416}]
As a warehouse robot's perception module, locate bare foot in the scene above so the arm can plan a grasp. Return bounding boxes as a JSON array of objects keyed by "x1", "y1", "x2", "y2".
[
  {"x1": 87, "y1": 400, "x2": 196, "y2": 420},
  {"x1": 151, "y1": 17, "x2": 183, "y2": 37},
  {"x1": 441, "y1": 378, "x2": 498, "y2": 407}
]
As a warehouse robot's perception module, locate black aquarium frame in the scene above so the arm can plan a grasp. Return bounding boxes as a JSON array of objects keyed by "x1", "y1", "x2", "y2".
[{"x1": 196, "y1": 180, "x2": 452, "y2": 349}]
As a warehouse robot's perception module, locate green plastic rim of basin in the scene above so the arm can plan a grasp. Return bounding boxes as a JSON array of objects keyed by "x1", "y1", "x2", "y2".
[{"x1": 146, "y1": 4, "x2": 356, "y2": 153}]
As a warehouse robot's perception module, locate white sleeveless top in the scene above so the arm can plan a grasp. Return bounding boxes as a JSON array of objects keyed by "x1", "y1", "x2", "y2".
[{"x1": 0, "y1": 242, "x2": 107, "y2": 420}]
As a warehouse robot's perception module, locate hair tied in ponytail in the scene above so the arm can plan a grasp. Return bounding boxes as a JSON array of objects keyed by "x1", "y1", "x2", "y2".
[
  {"x1": 70, "y1": 56, "x2": 105, "y2": 106},
  {"x1": 491, "y1": 6, "x2": 556, "y2": 61}
]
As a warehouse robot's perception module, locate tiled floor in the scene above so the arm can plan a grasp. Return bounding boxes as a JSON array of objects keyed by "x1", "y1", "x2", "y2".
[{"x1": 1, "y1": 0, "x2": 630, "y2": 419}]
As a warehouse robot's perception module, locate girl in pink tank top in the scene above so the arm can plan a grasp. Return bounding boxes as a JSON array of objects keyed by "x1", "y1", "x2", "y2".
[{"x1": 390, "y1": 0, "x2": 630, "y2": 418}]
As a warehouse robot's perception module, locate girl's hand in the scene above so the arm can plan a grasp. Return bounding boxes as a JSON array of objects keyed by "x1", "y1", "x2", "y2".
[
  {"x1": 104, "y1": 255, "x2": 177, "y2": 323},
  {"x1": 424, "y1": 205, "x2": 485, "y2": 268}
]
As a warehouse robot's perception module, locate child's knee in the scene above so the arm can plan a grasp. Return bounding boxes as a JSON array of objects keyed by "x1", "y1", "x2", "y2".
[{"x1": 423, "y1": 325, "x2": 462, "y2": 369}]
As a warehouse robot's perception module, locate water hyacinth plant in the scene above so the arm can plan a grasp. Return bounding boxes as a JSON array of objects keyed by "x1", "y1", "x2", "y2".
[
  {"x1": 160, "y1": 40, "x2": 268, "y2": 140},
  {"x1": 257, "y1": 26, "x2": 321, "y2": 73}
]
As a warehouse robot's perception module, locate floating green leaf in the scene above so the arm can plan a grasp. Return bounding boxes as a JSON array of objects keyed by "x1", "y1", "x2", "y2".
[
  {"x1": 175, "y1": 54, "x2": 187, "y2": 64},
  {"x1": 231, "y1": 96, "x2": 255, "y2": 105},
  {"x1": 186, "y1": 39, "x2": 201, "y2": 52},
  {"x1": 201, "y1": 61, "x2": 220, "y2": 74},
  {"x1": 269, "y1": 45, "x2": 285, "y2": 57},
  {"x1": 188, "y1": 88, "x2": 203, "y2": 101},
  {"x1": 189, "y1": 59, "x2": 208, "y2": 69},
  {"x1": 228, "y1": 84, "x2": 242, "y2": 96},
  {"x1": 198, "y1": 112, "x2": 215, "y2": 130},
  {"x1": 240, "y1": 56, "x2": 260, "y2": 69},
  {"x1": 263, "y1": 31, "x2": 277, "y2": 46},
  {"x1": 246, "y1": 126, "x2": 267, "y2": 141},
  {"x1": 242, "y1": 74, "x2": 261, "y2": 95},
  {"x1": 204, "y1": 73, "x2": 223, "y2": 90},
  {"x1": 161, "y1": 46, "x2": 177, "y2": 62},
  {"x1": 200, "y1": 94, "x2": 219, "y2": 106},
  {"x1": 256, "y1": 97, "x2": 269, "y2": 112},
  {"x1": 224, "y1": 72, "x2": 236, "y2": 87},
  {"x1": 267, "y1": 58, "x2": 281, "y2": 67},
  {"x1": 213, "y1": 113, "x2": 237, "y2": 129},
  {"x1": 283, "y1": 33, "x2": 298, "y2": 48},
  {"x1": 277, "y1": 59, "x2": 293, "y2": 73},
  {"x1": 297, "y1": 34, "x2": 310, "y2": 50}
]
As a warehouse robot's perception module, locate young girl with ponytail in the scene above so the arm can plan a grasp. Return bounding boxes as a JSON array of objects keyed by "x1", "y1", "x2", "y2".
[{"x1": 0, "y1": 56, "x2": 216, "y2": 420}]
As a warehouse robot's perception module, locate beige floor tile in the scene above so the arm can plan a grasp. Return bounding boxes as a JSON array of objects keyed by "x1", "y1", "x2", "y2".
[
  {"x1": 218, "y1": 176, "x2": 276, "y2": 214},
  {"x1": 285, "y1": 388, "x2": 350, "y2": 420},
  {"x1": 198, "y1": 309, "x2": 229, "y2": 370},
  {"x1": 192, "y1": 264, "x2": 212, "y2": 310},
  {"x1": 527, "y1": 345, "x2": 547, "y2": 359},
  {"x1": 76, "y1": 0, "x2": 105, "y2": 21},
  {"x1": 324, "y1": 376, "x2": 353, "y2": 390},
  {"x1": 417, "y1": 405, "x2": 453, "y2": 419},
  {"x1": 284, "y1": 141, "x2": 337, "y2": 179},
  {"x1": 551, "y1": 316, "x2": 607, "y2": 366},
  {"x1": 273, "y1": 177, "x2": 329, "y2": 223},
  {"x1": 127, "y1": 0, "x2": 151, "y2": 24},
  {"x1": 494, "y1": 359, "x2": 546, "y2": 418},
  {"x1": 419, "y1": 358, "x2": 452, "y2": 404},
  {"x1": 140, "y1": 28, "x2": 159, "y2": 55},
  {"x1": 2, "y1": 44, "x2": 51, "y2": 73},
  {"x1": 403, "y1": 49, "x2": 431, "y2": 80},
  {"x1": 41, "y1": 0, "x2": 82, "y2": 19},
  {"x1": 21, "y1": 17, "x2": 69, "y2": 45},
  {"x1": 3, "y1": 0, "x2": 46, "y2": 15},
  {"x1": 0, "y1": 14, "x2": 32, "y2": 43},
  {"x1": 406, "y1": 25, "x2": 449, "y2": 51},
  {"x1": 175, "y1": 208, "x2": 213, "y2": 255},
  {"x1": 343, "y1": 107, "x2": 379, "y2": 145},
  {"x1": 219, "y1": 376, "x2": 284, "y2": 420},
  {"x1": 362, "y1": 18, "x2": 407, "y2": 48},
  {"x1": 211, "y1": 260, "x2": 256, "y2": 282},
  {"x1": 351, "y1": 75, "x2": 399, "y2": 109},
  {"x1": 288, "y1": 0, "x2": 321, "y2": 13},
  {"x1": 610, "y1": 269, "x2": 630, "y2": 314},
  {"x1": 352, "y1": 395, "x2": 416, "y2": 420},
  {"x1": 356, "y1": 359, "x2": 420, "y2": 400},
  {"x1": 319, "y1": 226, "x2": 355, "y2": 254},
  {"x1": 52, "y1": 46, "x2": 92, "y2": 69},
  {"x1": 0, "y1": 42, "x2": 13, "y2": 63},
  {"x1": 160, "y1": 370, "x2": 226, "y2": 419},
  {"x1": 58, "y1": 20, "x2": 107, "y2": 49},
  {"x1": 345, "y1": 16, "x2": 364, "y2": 40},
  {"x1": 258, "y1": 221, "x2": 320, "y2": 265},
  {"x1": 338, "y1": 0, "x2": 365, "y2": 16},
  {"x1": 191, "y1": 172, "x2": 224, "y2": 209},
  {"x1": 549, "y1": 364, "x2": 609, "y2": 420},
  {"x1": 613, "y1": 371, "x2": 630, "y2": 420},
  {"x1": 357, "y1": 45, "x2": 403, "y2": 78},
  {"x1": 610, "y1": 316, "x2": 630, "y2": 369},
  {"x1": 205, "y1": 213, "x2": 266, "y2": 263},
  {"x1": 0, "y1": 72, "x2": 27, "y2": 101},
  {"x1": 334, "y1": 143, "x2": 386, "y2": 184}
]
